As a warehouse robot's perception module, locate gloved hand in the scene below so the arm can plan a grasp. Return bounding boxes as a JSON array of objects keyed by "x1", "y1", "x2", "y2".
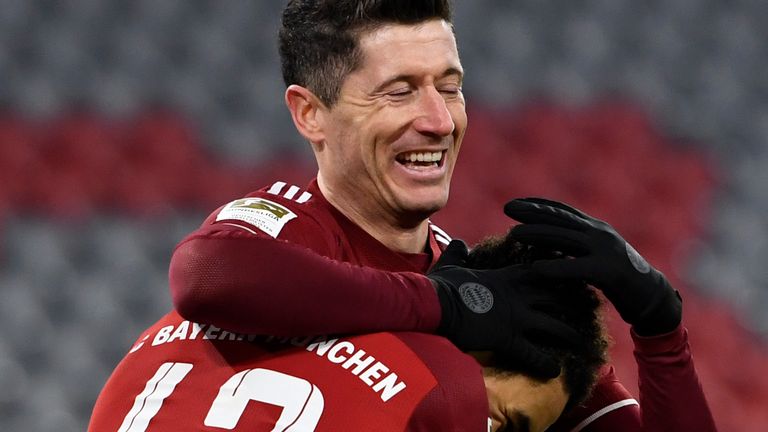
[
  {"x1": 428, "y1": 239, "x2": 580, "y2": 378},
  {"x1": 504, "y1": 197, "x2": 682, "y2": 336}
]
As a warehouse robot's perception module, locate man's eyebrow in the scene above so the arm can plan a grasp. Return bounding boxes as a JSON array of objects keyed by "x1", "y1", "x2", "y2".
[
  {"x1": 440, "y1": 67, "x2": 464, "y2": 81},
  {"x1": 373, "y1": 67, "x2": 464, "y2": 92}
]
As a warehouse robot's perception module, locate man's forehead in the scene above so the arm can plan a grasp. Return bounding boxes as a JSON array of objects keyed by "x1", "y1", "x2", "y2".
[
  {"x1": 359, "y1": 19, "x2": 457, "y2": 51},
  {"x1": 355, "y1": 19, "x2": 462, "y2": 79}
]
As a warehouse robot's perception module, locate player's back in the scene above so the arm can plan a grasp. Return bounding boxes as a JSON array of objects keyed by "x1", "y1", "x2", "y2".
[{"x1": 89, "y1": 311, "x2": 487, "y2": 431}]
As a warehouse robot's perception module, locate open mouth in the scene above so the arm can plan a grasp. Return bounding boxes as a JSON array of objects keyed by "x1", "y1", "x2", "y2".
[{"x1": 395, "y1": 150, "x2": 445, "y2": 170}]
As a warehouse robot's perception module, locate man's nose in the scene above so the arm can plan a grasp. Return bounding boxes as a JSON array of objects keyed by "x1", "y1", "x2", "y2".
[{"x1": 413, "y1": 87, "x2": 455, "y2": 137}]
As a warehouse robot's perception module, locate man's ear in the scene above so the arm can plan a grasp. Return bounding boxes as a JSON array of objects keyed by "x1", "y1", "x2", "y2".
[{"x1": 285, "y1": 84, "x2": 326, "y2": 146}]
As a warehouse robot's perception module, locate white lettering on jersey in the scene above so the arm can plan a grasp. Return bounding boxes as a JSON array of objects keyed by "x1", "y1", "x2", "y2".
[
  {"x1": 216, "y1": 197, "x2": 297, "y2": 238},
  {"x1": 128, "y1": 335, "x2": 150, "y2": 353},
  {"x1": 130, "y1": 323, "x2": 407, "y2": 403},
  {"x1": 203, "y1": 325, "x2": 221, "y2": 340},
  {"x1": 135, "y1": 321, "x2": 255, "y2": 352},
  {"x1": 168, "y1": 321, "x2": 190, "y2": 343},
  {"x1": 305, "y1": 337, "x2": 408, "y2": 402},
  {"x1": 372, "y1": 373, "x2": 407, "y2": 403},
  {"x1": 153, "y1": 326, "x2": 174, "y2": 346}
]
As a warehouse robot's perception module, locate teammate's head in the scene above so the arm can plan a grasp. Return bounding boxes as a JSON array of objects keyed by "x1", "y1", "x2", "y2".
[
  {"x1": 281, "y1": 0, "x2": 467, "y2": 238},
  {"x1": 467, "y1": 232, "x2": 609, "y2": 432}
]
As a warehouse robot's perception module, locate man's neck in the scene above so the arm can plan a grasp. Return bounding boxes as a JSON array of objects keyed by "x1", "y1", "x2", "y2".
[
  {"x1": 349, "y1": 211, "x2": 430, "y2": 254},
  {"x1": 318, "y1": 179, "x2": 430, "y2": 254}
]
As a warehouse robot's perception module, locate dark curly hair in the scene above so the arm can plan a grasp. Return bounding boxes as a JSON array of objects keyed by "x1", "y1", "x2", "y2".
[
  {"x1": 279, "y1": 0, "x2": 453, "y2": 106},
  {"x1": 466, "y1": 231, "x2": 609, "y2": 411}
]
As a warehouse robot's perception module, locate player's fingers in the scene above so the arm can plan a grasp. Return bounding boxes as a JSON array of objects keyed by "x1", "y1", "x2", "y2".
[
  {"x1": 523, "y1": 312, "x2": 582, "y2": 348},
  {"x1": 530, "y1": 258, "x2": 592, "y2": 281},
  {"x1": 508, "y1": 224, "x2": 591, "y2": 256},
  {"x1": 504, "y1": 199, "x2": 587, "y2": 230},
  {"x1": 516, "y1": 197, "x2": 593, "y2": 220}
]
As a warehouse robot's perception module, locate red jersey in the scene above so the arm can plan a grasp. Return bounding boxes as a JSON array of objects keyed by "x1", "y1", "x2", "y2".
[
  {"x1": 169, "y1": 179, "x2": 717, "y2": 431},
  {"x1": 88, "y1": 311, "x2": 487, "y2": 431}
]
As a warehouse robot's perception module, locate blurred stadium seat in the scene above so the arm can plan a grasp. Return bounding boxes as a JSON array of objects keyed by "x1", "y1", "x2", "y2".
[{"x1": 2, "y1": 1, "x2": 768, "y2": 430}]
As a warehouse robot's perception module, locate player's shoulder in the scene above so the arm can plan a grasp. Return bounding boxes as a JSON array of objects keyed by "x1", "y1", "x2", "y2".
[
  {"x1": 550, "y1": 365, "x2": 639, "y2": 431},
  {"x1": 392, "y1": 332, "x2": 488, "y2": 431},
  {"x1": 392, "y1": 332, "x2": 480, "y2": 380},
  {"x1": 209, "y1": 180, "x2": 333, "y2": 239}
]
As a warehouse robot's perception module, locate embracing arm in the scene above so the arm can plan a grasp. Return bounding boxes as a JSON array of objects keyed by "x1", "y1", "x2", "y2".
[
  {"x1": 169, "y1": 224, "x2": 441, "y2": 336},
  {"x1": 169, "y1": 223, "x2": 576, "y2": 377}
]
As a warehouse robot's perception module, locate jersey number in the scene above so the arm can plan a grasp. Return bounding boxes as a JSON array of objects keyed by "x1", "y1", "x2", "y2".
[{"x1": 118, "y1": 362, "x2": 325, "y2": 431}]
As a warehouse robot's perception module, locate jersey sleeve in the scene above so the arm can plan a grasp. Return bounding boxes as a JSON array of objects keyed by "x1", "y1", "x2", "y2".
[
  {"x1": 550, "y1": 325, "x2": 717, "y2": 432},
  {"x1": 631, "y1": 325, "x2": 717, "y2": 431},
  {"x1": 169, "y1": 188, "x2": 442, "y2": 337}
]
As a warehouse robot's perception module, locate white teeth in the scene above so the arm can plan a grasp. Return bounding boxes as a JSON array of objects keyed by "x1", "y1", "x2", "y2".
[{"x1": 400, "y1": 151, "x2": 443, "y2": 163}]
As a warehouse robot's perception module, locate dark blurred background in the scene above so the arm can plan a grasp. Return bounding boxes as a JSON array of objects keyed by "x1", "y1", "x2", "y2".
[{"x1": 1, "y1": 1, "x2": 767, "y2": 430}]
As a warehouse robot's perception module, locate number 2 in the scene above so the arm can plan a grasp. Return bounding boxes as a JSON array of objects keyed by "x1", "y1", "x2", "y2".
[{"x1": 118, "y1": 363, "x2": 325, "y2": 431}]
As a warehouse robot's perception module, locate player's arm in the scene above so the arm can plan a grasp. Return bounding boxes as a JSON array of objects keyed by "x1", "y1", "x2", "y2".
[
  {"x1": 631, "y1": 325, "x2": 717, "y2": 431},
  {"x1": 170, "y1": 222, "x2": 441, "y2": 336},
  {"x1": 505, "y1": 198, "x2": 717, "y2": 431},
  {"x1": 554, "y1": 327, "x2": 716, "y2": 432}
]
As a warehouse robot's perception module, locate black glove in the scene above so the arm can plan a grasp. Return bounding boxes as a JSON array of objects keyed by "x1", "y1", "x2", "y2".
[
  {"x1": 504, "y1": 197, "x2": 682, "y2": 336},
  {"x1": 428, "y1": 239, "x2": 580, "y2": 378}
]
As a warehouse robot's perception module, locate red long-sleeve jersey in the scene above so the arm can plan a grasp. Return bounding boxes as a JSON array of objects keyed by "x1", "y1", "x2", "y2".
[
  {"x1": 169, "y1": 179, "x2": 717, "y2": 431},
  {"x1": 88, "y1": 311, "x2": 487, "y2": 431}
]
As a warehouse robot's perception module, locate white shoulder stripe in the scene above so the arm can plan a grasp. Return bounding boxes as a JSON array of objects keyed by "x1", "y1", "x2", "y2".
[
  {"x1": 267, "y1": 181, "x2": 287, "y2": 195},
  {"x1": 569, "y1": 399, "x2": 639, "y2": 432},
  {"x1": 284, "y1": 185, "x2": 300, "y2": 200},
  {"x1": 434, "y1": 234, "x2": 451, "y2": 246},
  {"x1": 266, "y1": 181, "x2": 312, "y2": 203},
  {"x1": 297, "y1": 191, "x2": 312, "y2": 203},
  {"x1": 429, "y1": 223, "x2": 452, "y2": 241}
]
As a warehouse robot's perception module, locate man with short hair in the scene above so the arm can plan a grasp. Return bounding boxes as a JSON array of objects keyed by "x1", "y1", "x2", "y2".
[
  {"x1": 90, "y1": 234, "x2": 608, "y2": 432},
  {"x1": 168, "y1": 1, "x2": 717, "y2": 430}
]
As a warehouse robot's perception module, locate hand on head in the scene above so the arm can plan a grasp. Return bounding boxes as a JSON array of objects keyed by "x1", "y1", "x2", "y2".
[{"x1": 504, "y1": 197, "x2": 682, "y2": 336}]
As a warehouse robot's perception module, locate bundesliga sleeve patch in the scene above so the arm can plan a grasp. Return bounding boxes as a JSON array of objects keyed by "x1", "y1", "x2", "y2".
[{"x1": 215, "y1": 198, "x2": 297, "y2": 238}]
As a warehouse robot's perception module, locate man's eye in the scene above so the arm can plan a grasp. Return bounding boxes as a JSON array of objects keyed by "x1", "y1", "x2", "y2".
[
  {"x1": 439, "y1": 86, "x2": 461, "y2": 94},
  {"x1": 389, "y1": 88, "x2": 412, "y2": 97}
]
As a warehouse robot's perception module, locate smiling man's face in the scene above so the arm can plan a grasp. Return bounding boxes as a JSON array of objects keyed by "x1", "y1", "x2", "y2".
[{"x1": 315, "y1": 19, "x2": 467, "y2": 226}]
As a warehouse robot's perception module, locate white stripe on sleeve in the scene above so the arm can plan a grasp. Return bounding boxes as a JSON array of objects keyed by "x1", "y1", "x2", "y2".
[
  {"x1": 570, "y1": 399, "x2": 639, "y2": 432},
  {"x1": 283, "y1": 185, "x2": 300, "y2": 200},
  {"x1": 267, "y1": 181, "x2": 287, "y2": 195},
  {"x1": 297, "y1": 191, "x2": 312, "y2": 203}
]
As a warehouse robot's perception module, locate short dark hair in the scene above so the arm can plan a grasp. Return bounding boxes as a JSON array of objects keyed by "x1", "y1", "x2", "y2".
[
  {"x1": 466, "y1": 232, "x2": 609, "y2": 410},
  {"x1": 279, "y1": 0, "x2": 453, "y2": 106}
]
